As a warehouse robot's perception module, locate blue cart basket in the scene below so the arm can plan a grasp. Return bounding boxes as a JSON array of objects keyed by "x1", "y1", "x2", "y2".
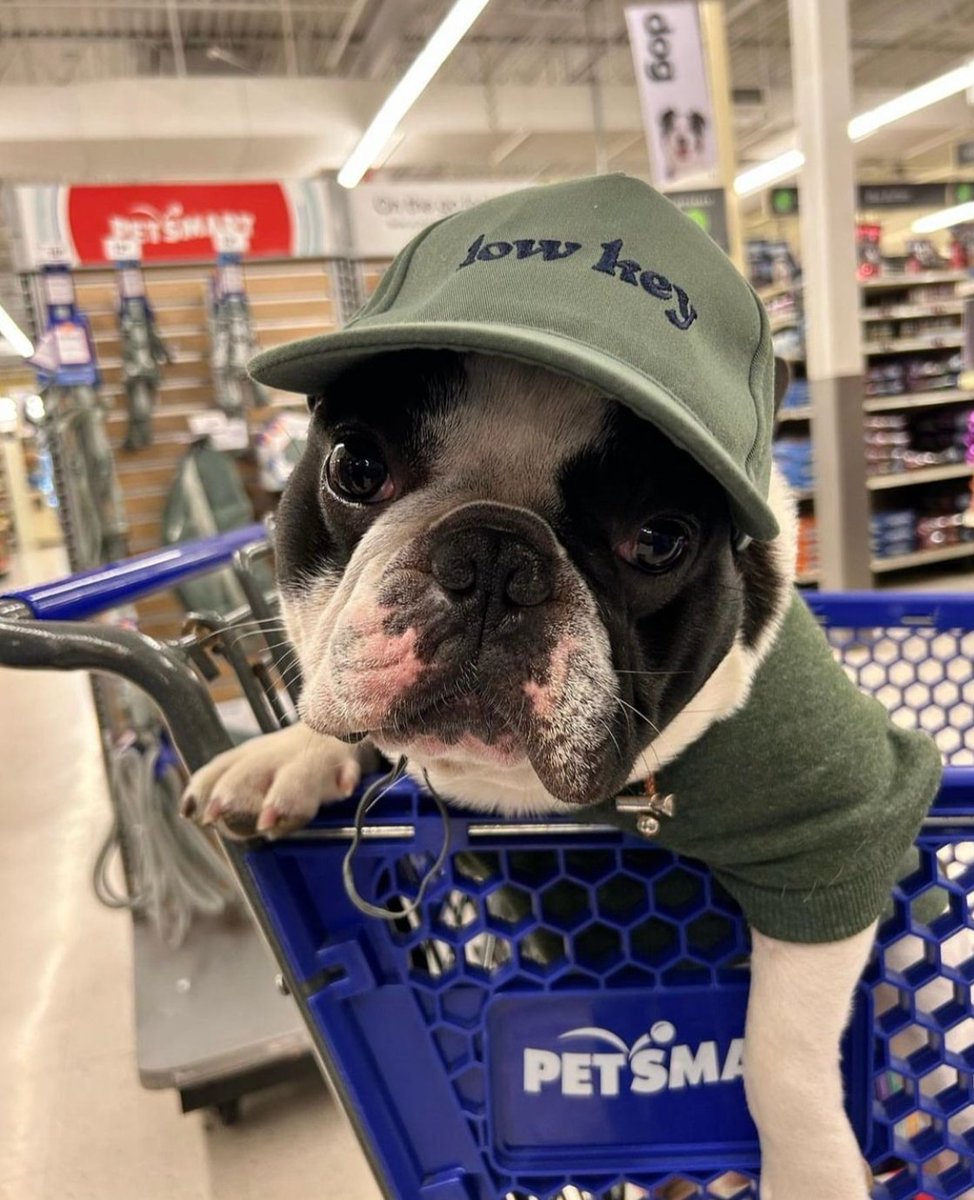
[{"x1": 4, "y1": 534, "x2": 974, "y2": 1200}]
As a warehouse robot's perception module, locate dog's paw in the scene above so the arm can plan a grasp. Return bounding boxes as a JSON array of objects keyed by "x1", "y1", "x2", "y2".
[{"x1": 180, "y1": 723, "x2": 376, "y2": 838}]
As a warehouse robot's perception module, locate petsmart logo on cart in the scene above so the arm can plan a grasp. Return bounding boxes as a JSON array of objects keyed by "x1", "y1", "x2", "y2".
[
  {"x1": 486, "y1": 987, "x2": 757, "y2": 1165},
  {"x1": 524, "y1": 1018, "x2": 744, "y2": 1097}
]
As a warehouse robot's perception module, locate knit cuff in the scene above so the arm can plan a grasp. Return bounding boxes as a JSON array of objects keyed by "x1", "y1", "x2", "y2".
[{"x1": 714, "y1": 861, "x2": 897, "y2": 944}]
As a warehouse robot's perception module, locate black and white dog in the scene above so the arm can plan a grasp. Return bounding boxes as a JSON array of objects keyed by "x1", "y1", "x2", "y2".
[
  {"x1": 184, "y1": 350, "x2": 874, "y2": 1199},
  {"x1": 660, "y1": 109, "x2": 708, "y2": 180}
]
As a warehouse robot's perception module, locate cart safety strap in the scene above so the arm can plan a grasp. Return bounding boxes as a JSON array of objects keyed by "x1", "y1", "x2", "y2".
[{"x1": 342, "y1": 756, "x2": 452, "y2": 921}]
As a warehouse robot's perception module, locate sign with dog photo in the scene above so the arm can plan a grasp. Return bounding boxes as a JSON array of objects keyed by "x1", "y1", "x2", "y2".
[{"x1": 624, "y1": 3, "x2": 718, "y2": 190}]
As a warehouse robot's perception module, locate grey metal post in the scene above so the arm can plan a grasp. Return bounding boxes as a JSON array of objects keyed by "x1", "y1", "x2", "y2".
[{"x1": 787, "y1": 0, "x2": 870, "y2": 589}]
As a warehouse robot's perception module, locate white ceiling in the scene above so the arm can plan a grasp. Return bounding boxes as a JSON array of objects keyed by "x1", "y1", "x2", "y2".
[{"x1": 0, "y1": 0, "x2": 973, "y2": 183}]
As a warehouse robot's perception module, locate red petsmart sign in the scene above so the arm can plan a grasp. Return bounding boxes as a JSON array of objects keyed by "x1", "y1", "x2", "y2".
[{"x1": 65, "y1": 182, "x2": 294, "y2": 264}]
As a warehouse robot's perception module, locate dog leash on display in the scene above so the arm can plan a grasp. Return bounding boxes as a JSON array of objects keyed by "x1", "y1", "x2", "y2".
[{"x1": 342, "y1": 756, "x2": 453, "y2": 921}]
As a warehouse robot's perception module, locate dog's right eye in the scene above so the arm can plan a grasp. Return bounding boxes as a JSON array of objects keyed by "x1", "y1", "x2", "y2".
[{"x1": 324, "y1": 438, "x2": 394, "y2": 504}]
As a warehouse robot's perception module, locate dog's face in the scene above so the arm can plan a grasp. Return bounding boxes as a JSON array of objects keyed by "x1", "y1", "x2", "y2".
[
  {"x1": 276, "y1": 350, "x2": 787, "y2": 812},
  {"x1": 660, "y1": 109, "x2": 707, "y2": 173}
]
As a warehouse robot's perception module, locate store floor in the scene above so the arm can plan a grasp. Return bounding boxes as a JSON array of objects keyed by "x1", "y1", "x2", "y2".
[
  {"x1": 0, "y1": 546, "x2": 381, "y2": 1200},
  {"x1": 3, "y1": 543, "x2": 974, "y2": 1200}
]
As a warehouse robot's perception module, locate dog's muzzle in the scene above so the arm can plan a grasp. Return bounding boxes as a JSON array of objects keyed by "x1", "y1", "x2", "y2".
[{"x1": 426, "y1": 502, "x2": 558, "y2": 635}]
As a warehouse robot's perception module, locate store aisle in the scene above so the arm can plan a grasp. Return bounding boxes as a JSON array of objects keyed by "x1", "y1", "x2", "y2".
[{"x1": 0, "y1": 547, "x2": 380, "y2": 1200}]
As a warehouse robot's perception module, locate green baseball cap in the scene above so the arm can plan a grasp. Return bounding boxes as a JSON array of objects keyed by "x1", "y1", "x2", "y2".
[{"x1": 250, "y1": 174, "x2": 779, "y2": 540}]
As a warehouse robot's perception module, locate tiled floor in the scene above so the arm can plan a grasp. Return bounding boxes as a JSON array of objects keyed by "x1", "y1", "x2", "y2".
[
  {"x1": 0, "y1": 547, "x2": 381, "y2": 1200},
  {"x1": 4, "y1": 540, "x2": 974, "y2": 1200}
]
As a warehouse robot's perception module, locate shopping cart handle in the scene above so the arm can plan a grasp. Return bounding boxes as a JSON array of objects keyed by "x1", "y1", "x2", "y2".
[
  {"x1": 0, "y1": 524, "x2": 266, "y2": 620},
  {"x1": 0, "y1": 617, "x2": 232, "y2": 772}
]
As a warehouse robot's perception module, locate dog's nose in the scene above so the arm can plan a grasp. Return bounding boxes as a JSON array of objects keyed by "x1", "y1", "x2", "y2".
[{"x1": 430, "y1": 527, "x2": 554, "y2": 608}]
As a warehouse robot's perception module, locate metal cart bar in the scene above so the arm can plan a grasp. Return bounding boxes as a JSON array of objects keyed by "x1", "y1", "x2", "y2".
[{"x1": 1, "y1": 522, "x2": 265, "y2": 620}]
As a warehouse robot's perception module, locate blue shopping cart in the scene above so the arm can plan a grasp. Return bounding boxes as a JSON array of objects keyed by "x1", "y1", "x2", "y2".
[{"x1": 3, "y1": 531, "x2": 974, "y2": 1199}]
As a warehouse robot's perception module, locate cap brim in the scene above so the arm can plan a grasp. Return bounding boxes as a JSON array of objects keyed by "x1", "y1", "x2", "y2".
[{"x1": 250, "y1": 322, "x2": 779, "y2": 541}]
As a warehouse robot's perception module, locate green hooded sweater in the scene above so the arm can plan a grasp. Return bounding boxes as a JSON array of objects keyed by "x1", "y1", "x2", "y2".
[{"x1": 573, "y1": 592, "x2": 942, "y2": 944}]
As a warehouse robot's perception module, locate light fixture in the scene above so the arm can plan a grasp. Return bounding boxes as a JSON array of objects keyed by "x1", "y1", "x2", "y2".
[
  {"x1": 911, "y1": 200, "x2": 974, "y2": 233},
  {"x1": 0, "y1": 304, "x2": 34, "y2": 358},
  {"x1": 733, "y1": 149, "x2": 805, "y2": 197},
  {"x1": 337, "y1": 0, "x2": 492, "y2": 189},
  {"x1": 734, "y1": 59, "x2": 974, "y2": 199},
  {"x1": 848, "y1": 60, "x2": 974, "y2": 142}
]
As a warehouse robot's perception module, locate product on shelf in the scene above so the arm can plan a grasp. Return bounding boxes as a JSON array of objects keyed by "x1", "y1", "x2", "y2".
[
  {"x1": 870, "y1": 508, "x2": 918, "y2": 559},
  {"x1": 113, "y1": 248, "x2": 171, "y2": 452},
  {"x1": 796, "y1": 513, "x2": 818, "y2": 578},
  {"x1": 747, "y1": 239, "x2": 801, "y2": 291},
  {"x1": 856, "y1": 223, "x2": 883, "y2": 281},
  {"x1": 772, "y1": 435, "x2": 814, "y2": 492},
  {"x1": 255, "y1": 411, "x2": 310, "y2": 494},
  {"x1": 27, "y1": 255, "x2": 129, "y2": 568},
  {"x1": 864, "y1": 362, "x2": 906, "y2": 397},
  {"x1": 779, "y1": 377, "x2": 809, "y2": 411},
  {"x1": 771, "y1": 325, "x2": 805, "y2": 363},
  {"x1": 905, "y1": 239, "x2": 947, "y2": 273},
  {"x1": 864, "y1": 408, "x2": 971, "y2": 476},
  {"x1": 208, "y1": 243, "x2": 269, "y2": 418}
]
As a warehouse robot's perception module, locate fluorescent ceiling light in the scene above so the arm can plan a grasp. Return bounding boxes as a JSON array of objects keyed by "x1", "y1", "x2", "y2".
[
  {"x1": 735, "y1": 59, "x2": 974, "y2": 198},
  {"x1": 337, "y1": 0, "x2": 492, "y2": 189},
  {"x1": 912, "y1": 200, "x2": 974, "y2": 233},
  {"x1": 733, "y1": 149, "x2": 805, "y2": 197},
  {"x1": 0, "y1": 304, "x2": 34, "y2": 358},
  {"x1": 848, "y1": 60, "x2": 974, "y2": 141}
]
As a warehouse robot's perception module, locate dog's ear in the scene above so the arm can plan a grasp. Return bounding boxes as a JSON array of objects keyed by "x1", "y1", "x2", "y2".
[
  {"x1": 773, "y1": 357, "x2": 791, "y2": 415},
  {"x1": 307, "y1": 393, "x2": 324, "y2": 413},
  {"x1": 690, "y1": 111, "x2": 706, "y2": 138},
  {"x1": 660, "y1": 109, "x2": 676, "y2": 133}
]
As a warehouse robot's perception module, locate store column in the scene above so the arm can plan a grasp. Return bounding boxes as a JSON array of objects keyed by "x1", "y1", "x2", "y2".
[{"x1": 788, "y1": 0, "x2": 870, "y2": 589}]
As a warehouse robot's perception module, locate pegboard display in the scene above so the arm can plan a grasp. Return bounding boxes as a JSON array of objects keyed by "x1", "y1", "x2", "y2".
[{"x1": 73, "y1": 258, "x2": 338, "y2": 640}]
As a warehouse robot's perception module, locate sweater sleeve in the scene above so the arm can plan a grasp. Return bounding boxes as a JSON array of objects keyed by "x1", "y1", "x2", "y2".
[{"x1": 653, "y1": 595, "x2": 943, "y2": 944}]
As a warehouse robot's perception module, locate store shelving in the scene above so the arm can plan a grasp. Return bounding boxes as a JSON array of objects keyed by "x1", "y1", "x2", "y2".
[
  {"x1": 763, "y1": 268, "x2": 974, "y2": 583},
  {"x1": 757, "y1": 279, "x2": 802, "y2": 304},
  {"x1": 864, "y1": 388, "x2": 974, "y2": 413},
  {"x1": 867, "y1": 463, "x2": 972, "y2": 490},
  {"x1": 871, "y1": 541, "x2": 974, "y2": 573},
  {"x1": 862, "y1": 334, "x2": 964, "y2": 354},
  {"x1": 860, "y1": 270, "x2": 971, "y2": 290},
  {"x1": 860, "y1": 301, "x2": 965, "y2": 321}
]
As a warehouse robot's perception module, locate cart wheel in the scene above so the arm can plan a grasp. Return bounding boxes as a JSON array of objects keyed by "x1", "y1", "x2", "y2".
[{"x1": 215, "y1": 1098, "x2": 241, "y2": 1126}]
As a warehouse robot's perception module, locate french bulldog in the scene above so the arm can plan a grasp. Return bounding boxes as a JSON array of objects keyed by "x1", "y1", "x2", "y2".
[{"x1": 183, "y1": 348, "x2": 877, "y2": 1200}]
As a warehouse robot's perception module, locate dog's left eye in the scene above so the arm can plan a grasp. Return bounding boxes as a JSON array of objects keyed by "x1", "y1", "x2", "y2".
[
  {"x1": 325, "y1": 437, "x2": 395, "y2": 504},
  {"x1": 617, "y1": 519, "x2": 690, "y2": 573}
]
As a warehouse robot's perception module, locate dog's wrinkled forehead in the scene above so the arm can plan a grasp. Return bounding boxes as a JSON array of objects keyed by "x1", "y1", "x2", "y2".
[
  {"x1": 439, "y1": 356, "x2": 610, "y2": 506},
  {"x1": 321, "y1": 352, "x2": 610, "y2": 511}
]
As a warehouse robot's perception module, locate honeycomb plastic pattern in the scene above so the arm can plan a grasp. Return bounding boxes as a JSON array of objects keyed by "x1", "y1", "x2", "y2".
[{"x1": 244, "y1": 597, "x2": 974, "y2": 1200}]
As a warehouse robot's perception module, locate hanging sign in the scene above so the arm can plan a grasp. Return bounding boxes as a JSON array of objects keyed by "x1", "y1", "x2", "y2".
[
  {"x1": 9, "y1": 180, "x2": 337, "y2": 268},
  {"x1": 624, "y1": 4, "x2": 718, "y2": 190},
  {"x1": 768, "y1": 186, "x2": 800, "y2": 216},
  {"x1": 857, "y1": 183, "x2": 949, "y2": 210},
  {"x1": 668, "y1": 188, "x2": 729, "y2": 253},
  {"x1": 345, "y1": 181, "x2": 520, "y2": 259}
]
